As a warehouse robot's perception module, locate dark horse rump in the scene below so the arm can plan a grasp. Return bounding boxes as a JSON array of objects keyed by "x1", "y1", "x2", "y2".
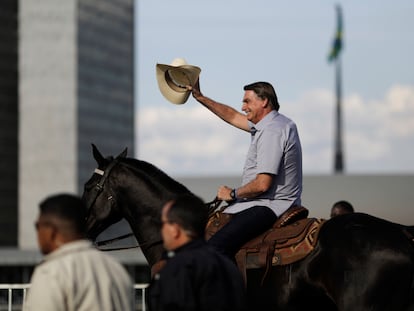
[
  {"x1": 82, "y1": 145, "x2": 414, "y2": 311},
  {"x1": 207, "y1": 205, "x2": 414, "y2": 310}
]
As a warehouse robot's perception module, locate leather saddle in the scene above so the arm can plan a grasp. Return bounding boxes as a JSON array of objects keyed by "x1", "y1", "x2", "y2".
[{"x1": 205, "y1": 205, "x2": 325, "y2": 281}]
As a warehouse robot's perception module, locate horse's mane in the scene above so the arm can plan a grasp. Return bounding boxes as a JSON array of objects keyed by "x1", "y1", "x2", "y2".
[{"x1": 120, "y1": 157, "x2": 192, "y2": 196}]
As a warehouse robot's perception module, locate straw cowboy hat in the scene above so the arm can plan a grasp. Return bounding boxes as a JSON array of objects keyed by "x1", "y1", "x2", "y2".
[{"x1": 156, "y1": 58, "x2": 201, "y2": 105}]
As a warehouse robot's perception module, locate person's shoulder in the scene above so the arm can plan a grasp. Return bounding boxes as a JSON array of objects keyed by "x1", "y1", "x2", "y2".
[
  {"x1": 88, "y1": 247, "x2": 127, "y2": 267},
  {"x1": 201, "y1": 245, "x2": 239, "y2": 269},
  {"x1": 31, "y1": 260, "x2": 56, "y2": 278},
  {"x1": 210, "y1": 248, "x2": 238, "y2": 267},
  {"x1": 173, "y1": 242, "x2": 208, "y2": 261},
  {"x1": 272, "y1": 113, "x2": 300, "y2": 137},
  {"x1": 273, "y1": 111, "x2": 296, "y2": 125},
  {"x1": 203, "y1": 247, "x2": 244, "y2": 282},
  {"x1": 170, "y1": 243, "x2": 216, "y2": 266},
  {"x1": 63, "y1": 241, "x2": 126, "y2": 270}
]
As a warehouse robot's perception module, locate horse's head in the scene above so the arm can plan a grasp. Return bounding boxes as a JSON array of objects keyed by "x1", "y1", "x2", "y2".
[{"x1": 82, "y1": 144, "x2": 127, "y2": 241}]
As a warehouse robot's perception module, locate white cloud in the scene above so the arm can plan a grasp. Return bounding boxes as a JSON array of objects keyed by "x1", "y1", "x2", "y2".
[
  {"x1": 344, "y1": 85, "x2": 414, "y2": 172},
  {"x1": 136, "y1": 85, "x2": 414, "y2": 176}
]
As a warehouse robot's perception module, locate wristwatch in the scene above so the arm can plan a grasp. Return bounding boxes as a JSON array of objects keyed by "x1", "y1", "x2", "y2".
[{"x1": 230, "y1": 188, "x2": 237, "y2": 200}]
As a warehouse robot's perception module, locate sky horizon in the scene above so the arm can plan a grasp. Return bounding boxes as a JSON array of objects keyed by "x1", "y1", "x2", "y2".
[{"x1": 134, "y1": 1, "x2": 414, "y2": 178}]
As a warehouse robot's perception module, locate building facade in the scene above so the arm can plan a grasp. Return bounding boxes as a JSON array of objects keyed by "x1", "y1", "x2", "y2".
[
  {"x1": 0, "y1": 0, "x2": 134, "y2": 248},
  {"x1": 0, "y1": 1, "x2": 18, "y2": 246}
]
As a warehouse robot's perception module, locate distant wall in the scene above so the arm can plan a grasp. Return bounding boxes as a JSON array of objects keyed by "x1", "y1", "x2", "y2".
[
  {"x1": 177, "y1": 174, "x2": 414, "y2": 226},
  {"x1": 17, "y1": 174, "x2": 414, "y2": 251}
]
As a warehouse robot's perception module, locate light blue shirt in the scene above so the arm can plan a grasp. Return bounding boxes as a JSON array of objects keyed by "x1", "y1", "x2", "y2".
[{"x1": 224, "y1": 110, "x2": 303, "y2": 217}]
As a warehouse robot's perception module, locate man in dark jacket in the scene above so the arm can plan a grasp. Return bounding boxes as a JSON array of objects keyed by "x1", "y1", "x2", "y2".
[{"x1": 147, "y1": 194, "x2": 247, "y2": 311}]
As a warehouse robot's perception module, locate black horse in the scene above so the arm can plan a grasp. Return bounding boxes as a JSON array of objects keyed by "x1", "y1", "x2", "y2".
[{"x1": 82, "y1": 145, "x2": 414, "y2": 311}]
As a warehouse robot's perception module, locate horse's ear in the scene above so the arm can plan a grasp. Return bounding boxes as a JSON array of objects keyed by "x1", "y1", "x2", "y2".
[
  {"x1": 92, "y1": 144, "x2": 105, "y2": 166},
  {"x1": 116, "y1": 147, "x2": 128, "y2": 159}
]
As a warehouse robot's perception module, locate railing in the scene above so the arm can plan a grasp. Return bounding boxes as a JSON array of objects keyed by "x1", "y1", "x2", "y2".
[
  {"x1": 0, "y1": 284, "x2": 149, "y2": 311},
  {"x1": 134, "y1": 284, "x2": 149, "y2": 311},
  {"x1": 0, "y1": 285, "x2": 30, "y2": 311}
]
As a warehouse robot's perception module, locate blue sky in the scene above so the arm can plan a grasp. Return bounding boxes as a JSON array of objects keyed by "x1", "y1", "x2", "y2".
[{"x1": 134, "y1": 1, "x2": 414, "y2": 177}]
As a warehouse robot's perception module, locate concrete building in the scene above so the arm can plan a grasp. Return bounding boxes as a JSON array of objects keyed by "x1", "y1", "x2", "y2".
[
  {"x1": 0, "y1": 0, "x2": 134, "y2": 249},
  {"x1": 0, "y1": 1, "x2": 19, "y2": 246}
]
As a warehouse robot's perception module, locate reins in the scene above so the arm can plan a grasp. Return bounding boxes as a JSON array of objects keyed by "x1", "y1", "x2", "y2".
[
  {"x1": 93, "y1": 194, "x2": 222, "y2": 252},
  {"x1": 206, "y1": 197, "x2": 224, "y2": 216},
  {"x1": 93, "y1": 231, "x2": 162, "y2": 252},
  {"x1": 93, "y1": 233, "x2": 136, "y2": 251},
  {"x1": 94, "y1": 233, "x2": 163, "y2": 252},
  {"x1": 94, "y1": 233, "x2": 135, "y2": 247}
]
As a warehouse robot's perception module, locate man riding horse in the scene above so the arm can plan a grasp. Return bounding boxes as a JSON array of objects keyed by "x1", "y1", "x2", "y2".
[{"x1": 157, "y1": 58, "x2": 303, "y2": 262}]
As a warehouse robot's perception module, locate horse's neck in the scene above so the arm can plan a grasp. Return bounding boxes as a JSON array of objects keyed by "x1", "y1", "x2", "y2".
[
  {"x1": 124, "y1": 215, "x2": 164, "y2": 268},
  {"x1": 120, "y1": 159, "x2": 192, "y2": 199},
  {"x1": 115, "y1": 162, "x2": 187, "y2": 268}
]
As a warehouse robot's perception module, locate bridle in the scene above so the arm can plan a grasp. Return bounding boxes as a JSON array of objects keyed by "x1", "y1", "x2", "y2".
[
  {"x1": 84, "y1": 158, "x2": 120, "y2": 216},
  {"x1": 85, "y1": 158, "x2": 162, "y2": 252}
]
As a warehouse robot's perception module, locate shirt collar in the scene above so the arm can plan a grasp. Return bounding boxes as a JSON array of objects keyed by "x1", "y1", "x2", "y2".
[{"x1": 249, "y1": 110, "x2": 279, "y2": 133}]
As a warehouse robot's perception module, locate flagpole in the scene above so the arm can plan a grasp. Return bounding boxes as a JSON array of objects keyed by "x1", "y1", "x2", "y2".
[
  {"x1": 334, "y1": 55, "x2": 343, "y2": 174},
  {"x1": 328, "y1": 4, "x2": 344, "y2": 174}
]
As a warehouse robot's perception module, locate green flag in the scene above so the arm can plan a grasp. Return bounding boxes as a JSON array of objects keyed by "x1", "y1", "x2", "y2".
[{"x1": 328, "y1": 5, "x2": 343, "y2": 62}]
